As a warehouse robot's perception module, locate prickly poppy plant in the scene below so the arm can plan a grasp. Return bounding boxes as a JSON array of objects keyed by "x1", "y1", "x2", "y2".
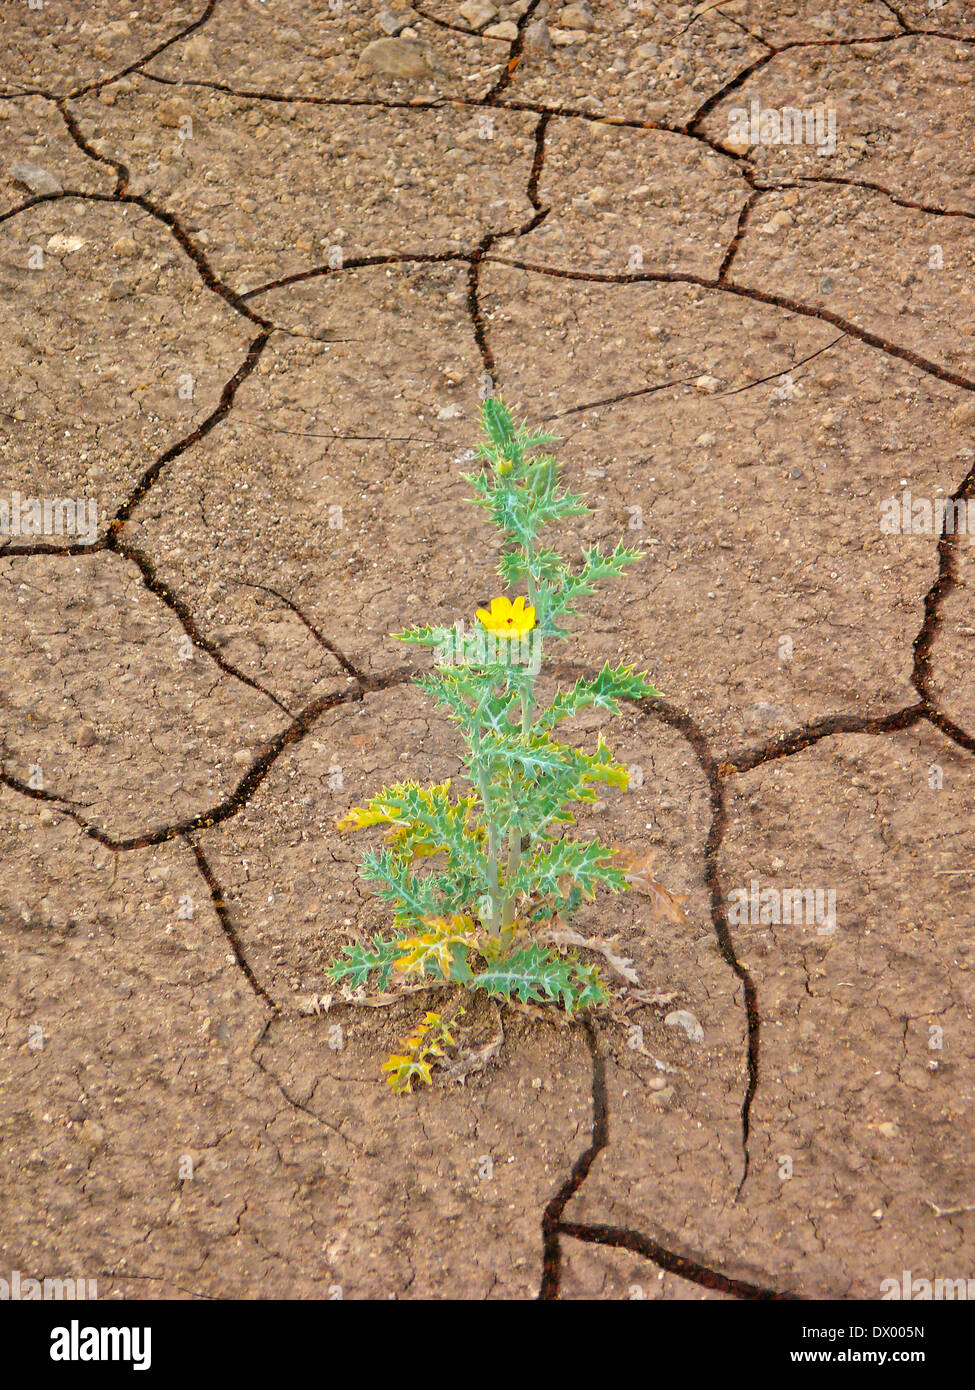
[{"x1": 329, "y1": 399, "x2": 661, "y2": 1090}]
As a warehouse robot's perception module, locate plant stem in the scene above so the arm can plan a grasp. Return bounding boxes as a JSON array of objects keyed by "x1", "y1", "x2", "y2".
[{"x1": 477, "y1": 768, "x2": 502, "y2": 934}]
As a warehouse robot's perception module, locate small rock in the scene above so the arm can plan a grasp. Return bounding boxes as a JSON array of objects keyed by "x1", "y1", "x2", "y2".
[
  {"x1": 155, "y1": 96, "x2": 190, "y2": 128},
  {"x1": 46, "y1": 233, "x2": 85, "y2": 254},
  {"x1": 9, "y1": 162, "x2": 62, "y2": 195},
  {"x1": 745, "y1": 700, "x2": 784, "y2": 732},
  {"x1": 484, "y1": 20, "x2": 519, "y2": 39},
  {"x1": 695, "y1": 431, "x2": 716, "y2": 446},
  {"x1": 182, "y1": 34, "x2": 213, "y2": 63},
  {"x1": 664, "y1": 1009, "x2": 704, "y2": 1043},
  {"x1": 587, "y1": 185, "x2": 610, "y2": 206},
  {"x1": 112, "y1": 235, "x2": 139, "y2": 258},
  {"x1": 524, "y1": 20, "x2": 553, "y2": 55},
  {"x1": 694, "y1": 374, "x2": 721, "y2": 394},
  {"x1": 400, "y1": 26, "x2": 419, "y2": 38},
  {"x1": 355, "y1": 37, "x2": 431, "y2": 79},
  {"x1": 877, "y1": 1121, "x2": 900, "y2": 1139},
  {"x1": 550, "y1": 27, "x2": 587, "y2": 44},
  {"x1": 76, "y1": 725, "x2": 96, "y2": 748},
  {"x1": 437, "y1": 403, "x2": 462, "y2": 420},
  {"x1": 761, "y1": 209, "x2": 794, "y2": 233},
  {"x1": 952, "y1": 400, "x2": 975, "y2": 427},
  {"x1": 377, "y1": 7, "x2": 415, "y2": 35},
  {"x1": 459, "y1": 0, "x2": 499, "y2": 26},
  {"x1": 648, "y1": 1085, "x2": 676, "y2": 1106},
  {"x1": 635, "y1": 43, "x2": 661, "y2": 60},
  {"x1": 559, "y1": 2, "x2": 595, "y2": 29}
]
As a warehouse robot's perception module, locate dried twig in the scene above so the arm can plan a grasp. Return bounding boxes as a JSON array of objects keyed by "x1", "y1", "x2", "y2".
[
  {"x1": 924, "y1": 1199, "x2": 975, "y2": 1218},
  {"x1": 538, "y1": 926, "x2": 641, "y2": 984}
]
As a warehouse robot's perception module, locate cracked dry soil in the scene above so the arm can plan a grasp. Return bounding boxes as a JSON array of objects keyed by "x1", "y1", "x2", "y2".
[{"x1": 1, "y1": 0, "x2": 975, "y2": 1302}]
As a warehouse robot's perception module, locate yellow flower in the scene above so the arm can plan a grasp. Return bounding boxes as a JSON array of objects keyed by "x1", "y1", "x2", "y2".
[{"x1": 475, "y1": 595, "x2": 536, "y2": 636}]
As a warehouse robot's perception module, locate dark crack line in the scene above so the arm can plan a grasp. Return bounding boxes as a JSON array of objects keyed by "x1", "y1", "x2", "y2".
[
  {"x1": 246, "y1": 424, "x2": 441, "y2": 445},
  {"x1": 724, "y1": 704, "x2": 926, "y2": 774},
  {"x1": 79, "y1": 683, "x2": 362, "y2": 850},
  {"x1": 538, "y1": 1017, "x2": 607, "y2": 1298},
  {"x1": 718, "y1": 188, "x2": 762, "y2": 282},
  {"x1": 68, "y1": 0, "x2": 220, "y2": 101},
  {"x1": 484, "y1": 255, "x2": 975, "y2": 394},
  {"x1": 0, "y1": 308, "x2": 271, "y2": 556},
  {"x1": 679, "y1": 2, "x2": 775, "y2": 49},
  {"x1": 537, "y1": 1018, "x2": 797, "y2": 1299},
  {"x1": 684, "y1": 31, "x2": 908, "y2": 134},
  {"x1": 912, "y1": 453, "x2": 975, "y2": 703},
  {"x1": 0, "y1": 669, "x2": 416, "y2": 852},
  {"x1": 131, "y1": 71, "x2": 756, "y2": 173},
  {"x1": 642, "y1": 698, "x2": 758, "y2": 1198},
  {"x1": 240, "y1": 251, "x2": 468, "y2": 303},
  {"x1": 483, "y1": 0, "x2": 544, "y2": 104},
  {"x1": 719, "y1": 332, "x2": 847, "y2": 397},
  {"x1": 922, "y1": 705, "x2": 975, "y2": 756},
  {"x1": 251, "y1": 1014, "x2": 365, "y2": 1153},
  {"x1": 0, "y1": 188, "x2": 270, "y2": 327},
  {"x1": 0, "y1": 0, "x2": 219, "y2": 102},
  {"x1": 184, "y1": 832, "x2": 279, "y2": 1011},
  {"x1": 236, "y1": 580, "x2": 359, "y2": 678},
  {"x1": 108, "y1": 536, "x2": 296, "y2": 718},
  {"x1": 758, "y1": 175, "x2": 975, "y2": 223},
  {"x1": 469, "y1": 112, "x2": 552, "y2": 382},
  {"x1": 0, "y1": 532, "x2": 294, "y2": 718},
  {"x1": 541, "y1": 371, "x2": 703, "y2": 420},
  {"x1": 0, "y1": 326, "x2": 293, "y2": 716},
  {"x1": 116, "y1": 189, "x2": 271, "y2": 327},
  {"x1": 556, "y1": 1222, "x2": 803, "y2": 1299},
  {"x1": 0, "y1": 769, "x2": 93, "y2": 815},
  {"x1": 878, "y1": 0, "x2": 911, "y2": 32},
  {"x1": 240, "y1": 114, "x2": 552, "y2": 309},
  {"x1": 56, "y1": 97, "x2": 130, "y2": 196},
  {"x1": 526, "y1": 109, "x2": 551, "y2": 212},
  {"x1": 111, "y1": 326, "x2": 273, "y2": 528},
  {"x1": 413, "y1": 6, "x2": 510, "y2": 40},
  {"x1": 137, "y1": 68, "x2": 451, "y2": 109}
]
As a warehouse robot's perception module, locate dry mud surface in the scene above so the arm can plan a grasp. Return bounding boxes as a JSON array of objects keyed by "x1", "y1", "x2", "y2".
[{"x1": 2, "y1": 0, "x2": 975, "y2": 1301}]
